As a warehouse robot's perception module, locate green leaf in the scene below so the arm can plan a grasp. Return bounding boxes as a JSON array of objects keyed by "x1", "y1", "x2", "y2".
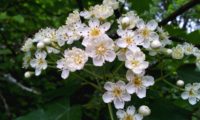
[
  {"x1": 177, "y1": 64, "x2": 200, "y2": 83},
  {"x1": 15, "y1": 98, "x2": 82, "y2": 120},
  {"x1": 0, "y1": 12, "x2": 8, "y2": 20},
  {"x1": 12, "y1": 15, "x2": 24, "y2": 23}
]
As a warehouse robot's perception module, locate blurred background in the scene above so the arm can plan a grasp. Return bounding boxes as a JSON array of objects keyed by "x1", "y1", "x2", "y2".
[{"x1": 0, "y1": 0, "x2": 200, "y2": 120}]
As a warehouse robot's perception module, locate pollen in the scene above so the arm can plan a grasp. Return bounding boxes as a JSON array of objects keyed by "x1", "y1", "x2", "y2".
[
  {"x1": 133, "y1": 76, "x2": 142, "y2": 87},
  {"x1": 131, "y1": 60, "x2": 139, "y2": 67},
  {"x1": 112, "y1": 87, "x2": 122, "y2": 97},
  {"x1": 96, "y1": 44, "x2": 106, "y2": 55},
  {"x1": 125, "y1": 37, "x2": 133, "y2": 45},
  {"x1": 141, "y1": 28, "x2": 150, "y2": 38},
  {"x1": 73, "y1": 55, "x2": 83, "y2": 65},
  {"x1": 90, "y1": 28, "x2": 101, "y2": 37},
  {"x1": 124, "y1": 114, "x2": 134, "y2": 120}
]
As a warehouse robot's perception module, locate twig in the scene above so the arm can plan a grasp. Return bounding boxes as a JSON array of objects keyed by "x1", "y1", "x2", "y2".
[
  {"x1": 0, "y1": 91, "x2": 12, "y2": 120},
  {"x1": 159, "y1": 0, "x2": 200, "y2": 26}
]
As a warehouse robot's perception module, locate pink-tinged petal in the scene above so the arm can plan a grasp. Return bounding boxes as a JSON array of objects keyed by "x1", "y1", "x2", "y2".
[
  {"x1": 61, "y1": 69, "x2": 69, "y2": 79},
  {"x1": 143, "y1": 76, "x2": 154, "y2": 87},
  {"x1": 104, "y1": 82, "x2": 115, "y2": 91},
  {"x1": 136, "y1": 87, "x2": 146, "y2": 98},
  {"x1": 102, "y1": 92, "x2": 114, "y2": 103},
  {"x1": 126, "y1": 83, "x2": 136, "y2": 94},
  {"x1": 105, "y1": 50, "x2": 116, "y2": 62},
  {"x1": 121, "y1": 92, "x2": 131, "y2": 101},
  {"x1": 116, "y1": 38, "x2": 127, "y2": 48},
  {"x1": 116, "y1": 110, "x2": 126, "y2": 119},
  {"x1": 114, "y1": 98, "x2": 125, "y2": 109},
  {"x1": 93, "y1": 56, "x2": 104, "y2": 66}
]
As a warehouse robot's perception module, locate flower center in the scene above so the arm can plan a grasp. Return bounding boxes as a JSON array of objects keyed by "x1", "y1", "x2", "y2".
[
  {"x1": 131, "y1": 60, "x2": 139, "y2": 67},
  {"x1": 73, "y1": 55, "x2": 83, "y2": 65},
  {"x1": 141, "y1": 28, "x2": 150, "y2": 38},
  {"x1": 125, "y1": 37, "x2": 134, "y2": 45},
  {"x1": 189, "y1": 89, "x2": 195, "y2": 96},
  {"x1": 123, "y1": 115, "x2": 134, "y2": 120},
  {"x1": 90, "y1": 28, "x2": 101, "y2": 37},
  {"x1": 38, "y1": 58, "x2": 44, "y2": 65},
  {"x1": 96, "y1": 44, "x2": 106, "y2": 55},
  {"x1": 113, "y1": 87, "x2": 122, "y2": 97},
  {"x1": 133, "y1": 76, "x2": 142, "y2": 87}
]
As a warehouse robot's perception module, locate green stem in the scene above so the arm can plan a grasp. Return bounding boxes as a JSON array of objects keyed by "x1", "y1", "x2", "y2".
[
  {"x1": 108, "y1": 103, "x2": 114, "y2": 120},
  {"x1": 72, "y1": 73, "x2": 102, "y2": 92},
  {"x1": 83, "y1": 69, "x2": 102, "y2": 79},
  {"x1": 163, "y1": 79, "x2": 184, "y2": 91}
]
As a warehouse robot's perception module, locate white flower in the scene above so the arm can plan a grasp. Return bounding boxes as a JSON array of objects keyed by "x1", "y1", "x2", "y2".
[
  {"x1": 157, "y1": 27, "x2": 171, "y2": 47},
  {"x1": 193, "y1": 47, "x2": 200, "y2": 57},
  {"x1": 118, "y1": 11, "x2": 139, "y2": 30},
  {"x1": 30, "y1": 51, "x2": 47, "y2": 76},
  {"x1": 125, "y1": 49, "x2": 149, "y2": 74},
  {"x1": 182, "y1": 42, "x2": 195, "y2": 55},
  {"x1": 80, "y1": 19, "x2": 111, "y2": 47},
  {"x1": 126, "y1": 70, "x2": 154, "y2": 98},
  {"x1": 172, "y1": 45, "x2": 184, "y2": 59},
  {"x1": 138, "y1": 105, "x2": 151, "y2": 116},
  {"x1": 181, "y1": 83, "x2": 200, "y2": 105},
  {"x1": 116, "y1": 106, "x2": 143, "y2": 120},
  {"x1": 21, "y1": 38, "x2": 33, "y2": 52},
  {"x1": 57, "y1": 47, "x2": 88, "y2": 79},
  {"x1": 56, "y1": 24, "x2": 82, "y2": 46},
  {"x1": 102, "y1": 81, "x2": 131, "y2": 109},
  {"x1": 22, "y1": 52, "x2": 32, "y2": 69},
  {"x1": 86, "y1": 36, "x2": 116, "y2": 66},
  {"x1": 116, "y1": 29, "x2": 143, "y2": 50},
  {"x1": 65, "y1": 10, "x2": 80, "y2": 25},
  {"x1": 136, "y1": 19, "x2": 158, "y2": 48},
  {"x1": 80, "y1": 5, "x2": 114, "y2": 20}
]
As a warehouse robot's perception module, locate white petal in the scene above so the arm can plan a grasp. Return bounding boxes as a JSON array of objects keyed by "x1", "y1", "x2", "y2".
[
  {"x1": 149, "y1": 32, "x2": 159, "y2": 40},
  {"x1": 116, "y1": 110, "x2": 126, "y2": 119},
  {"x1": 100, "y1": 22, "x2": 111, "y2": 31},
  {"x1": 181, "y1": 92, "x2": 189, "y2": 100},
  {"x1": 114, "y1": 98, "x2": 125, "y2": 109},
  {"x1": 104, "y1": 82, "x2": 114, "y2": 91},
  {"x1": 188, "y1": 97, "x2": 197, "y2": 105},
  {"x1": 102, "y1": 92, "x2": 114, "y2": 103},
  {"x1": 116, "y1": 80, "x2": 126, "y2": 88},
  {"x1": 126, "y1": 106, "x2": 136, "y2": 115},
  {"x1": 30, "y1": 59, "x2": 37, "y2": 68},
  {"x1": 61, "y1": 69, "x2": 69, "y2": 79},
  {"x1": 136, "y1": 19, "x2": 145, "y2": 28},
  {"x1": 126, "y1": 70, "x2": 134, "y2": 81},
  {"x1": 116, "y1": 38, "x2": 127, "y2": 48},
  {"x1": 35, "y1": 68, "x2": 41, "y2": 76},
  {"x1": 126, "y1": 83, "x2": 136, "y2": 94},
  {"x1": 105, "y1": 50, "x2": 116, "y2": 62},
  {"x1": 89, "y1": 19, "x2": 100, "y2": 27},
  {"x1": 128, "y1": 45, "x2": 140, "y2": 52},
  {"x1": 135, "y1": 114, "x2": 143, "y2": 120},
  {"x1": 122, "y1": 92, "x2": 131, "y2": 101},
  {"x1": 147, "y1": 20, "x2": 158, "y2": 30},
  {"x1": 143, "y1": 76, "x2": 154, "y2": 87},
  {"x1": 136, "y1": 87, "x2": 146, "y2": 98},
  {"x1": 134, "y1": 35, "x2": 144, "y2": 45},
  {"x1": 93, "y1": 56, "x2": 104, "y2": 66}
]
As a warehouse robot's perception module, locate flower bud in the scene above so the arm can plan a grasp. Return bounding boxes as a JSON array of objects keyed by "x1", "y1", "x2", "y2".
[
  {"x1": 24, "y1": 71, "x2": 32, "y2": 78},
  {"x1": 166, "y1": 49, "x2": 172, "y2": 55},
  {"x1": 37, "y1": 42, "x2": 45, "y2": 49},
  {"x1": 176, "y1": 80, "x2": 184, "y2": 87},
  {"x1": 122, "y1": 17, "x2": 130, "y2": 25},
  {"x1": 138, "y1": 105, "x2": 151, "y2": 116},
  {"x1": 151, "y1": 40, "x2": 162, "y2": 48},
  {"x1": 43, "y1": 38, "x2": 51, "y2": 44}
]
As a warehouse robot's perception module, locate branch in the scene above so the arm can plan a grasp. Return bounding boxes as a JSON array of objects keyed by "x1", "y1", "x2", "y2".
[
  {"x1": 0, "y1": 91, "x2": 12, "y2": 120},
  {"x1": 159, "y1": 0, "x2": 200, "y2": 26}
]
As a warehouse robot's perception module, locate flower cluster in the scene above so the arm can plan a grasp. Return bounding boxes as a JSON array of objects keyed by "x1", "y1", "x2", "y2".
[
  {"x1": 21, "y1": 0, "x2": 200, "y2": 119},
  {"x1": 171, "y1": 42, "x2": 200, "y2": 69}
]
